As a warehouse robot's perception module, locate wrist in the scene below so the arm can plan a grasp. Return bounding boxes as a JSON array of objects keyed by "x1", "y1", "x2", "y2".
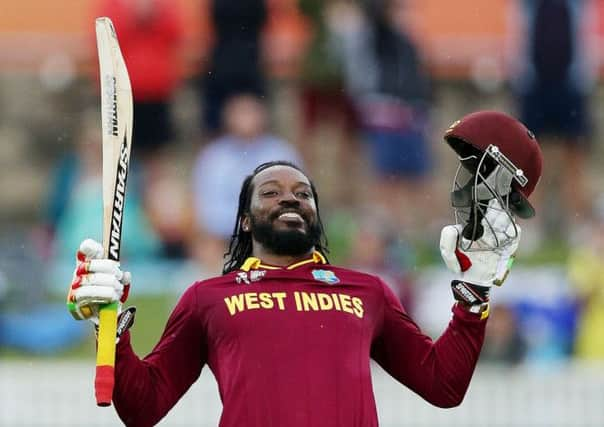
[
  {"x1": 452, "y1": 280, "x2": 491, "y2": 320},
  {"x1": 93, "y1": 306, "x2": 136, "y2": 344},
  {"x1": 451, "y1": 279, "x2": 490, "y2": 305},
  {"x1": 456, "y1": 300, "x2": 490, "y2": 319}
]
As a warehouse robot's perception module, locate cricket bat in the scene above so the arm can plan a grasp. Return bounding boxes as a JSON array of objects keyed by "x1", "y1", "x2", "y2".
[{"x1": 95, "y1": 17, "x2": 133, "y2": 407}]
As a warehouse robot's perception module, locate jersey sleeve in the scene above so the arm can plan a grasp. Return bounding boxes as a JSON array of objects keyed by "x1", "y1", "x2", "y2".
[
  {"x1": 370, "y1": 279, "x2": 486, "y2": 408},
  {"x1": 113, "y1": 285, "x2": 207, "y2": 426}
]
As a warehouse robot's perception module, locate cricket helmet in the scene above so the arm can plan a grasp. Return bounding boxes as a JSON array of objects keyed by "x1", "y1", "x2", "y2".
[{"x1": 443, "y1": 111, "x2": 543, "y2": 248}]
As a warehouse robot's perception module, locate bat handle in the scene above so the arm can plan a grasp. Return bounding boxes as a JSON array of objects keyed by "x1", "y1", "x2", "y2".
[{"x1": 95, "y1": 302, "x2": 119, "y2": 406}]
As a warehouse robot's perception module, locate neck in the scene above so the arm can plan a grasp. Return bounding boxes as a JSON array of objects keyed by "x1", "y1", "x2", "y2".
[{"x1": 252, "y1": 245, "x2": 315, "y2": 267}]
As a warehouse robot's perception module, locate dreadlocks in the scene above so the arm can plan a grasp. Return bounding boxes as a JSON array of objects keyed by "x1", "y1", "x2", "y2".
[{"x1": 222, "y1": 161, "x2": 329, "y2": 274}]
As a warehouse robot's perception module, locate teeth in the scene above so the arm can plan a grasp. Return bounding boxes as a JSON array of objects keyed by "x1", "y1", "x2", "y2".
[{"x1": 278, "y1": 212, "x2": 303, "y2": 221}]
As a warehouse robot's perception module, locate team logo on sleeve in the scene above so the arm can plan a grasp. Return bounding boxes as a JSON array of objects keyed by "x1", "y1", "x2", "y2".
[{"x1": 312, "y1": 269, "x2": 340, "y2": 285}]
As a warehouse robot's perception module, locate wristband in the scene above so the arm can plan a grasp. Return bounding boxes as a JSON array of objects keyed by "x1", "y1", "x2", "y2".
[
  {"x1": 451, "y1": 280, "x2": 489, "y2": 305},
  {"x1": 451, "y1": 280, "x2": 490, "y2": 320},
  {"x1": 94, "y1": 306, "x2": 136, "y2": 343}
]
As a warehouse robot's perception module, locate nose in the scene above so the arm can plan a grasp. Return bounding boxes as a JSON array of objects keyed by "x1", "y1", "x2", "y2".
[{"x1": 278, "y1": 191, "x2": 300, "y2": 207}]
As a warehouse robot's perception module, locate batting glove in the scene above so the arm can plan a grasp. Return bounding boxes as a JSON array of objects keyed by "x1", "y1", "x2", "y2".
[
  {"x1": 440, "y1": 201, "x2": 521, "y2": 315},
  {"x1": 66, "y1": 239, "x2": 131, "y2": 324}
]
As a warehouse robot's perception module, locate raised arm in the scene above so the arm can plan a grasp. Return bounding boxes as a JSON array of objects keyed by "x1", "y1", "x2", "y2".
[
  {"x1": 371, "y1": 282, "x2": 486, "y2": 408},
  {"x1": 67, "y1": 239, "x2": 207, "y2": 426},
  {"x1": 371, "y1": 201, "x2": 522, "y2": 407}
]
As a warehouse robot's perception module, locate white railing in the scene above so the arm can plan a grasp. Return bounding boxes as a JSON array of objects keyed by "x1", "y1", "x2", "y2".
[{"x1": 2, "y1": 360, "x2": 603, "y2": 426}]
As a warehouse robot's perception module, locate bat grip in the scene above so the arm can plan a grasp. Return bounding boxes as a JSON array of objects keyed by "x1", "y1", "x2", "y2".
[{"x1": 95, "y1": 302, "x2": 118, "y2": 406}]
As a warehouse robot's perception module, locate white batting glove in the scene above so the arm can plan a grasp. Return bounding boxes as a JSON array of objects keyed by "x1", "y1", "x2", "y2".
[
  {"x1": 440, "y1": 201, "x2": 521, "y2": 313},
  {"x1": 66, "y1": 239, "x2": 131, "y2": 323}
]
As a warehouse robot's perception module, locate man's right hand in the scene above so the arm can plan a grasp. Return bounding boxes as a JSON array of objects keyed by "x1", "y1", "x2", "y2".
[{"x1": 67, "y1": 239, "x2": 131, "y2": 322}]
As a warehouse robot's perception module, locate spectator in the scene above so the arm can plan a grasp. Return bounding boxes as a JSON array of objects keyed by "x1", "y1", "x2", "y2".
[
  {"x1": 0, "y1": 263, "x2": 87, "y2": 354},
  {"x1": 199, "y1": 0, "x2": 268, "y2": 135},
  {"x1": 510, "y1": 0, "x2": 596, "y2": 242},
  {"x1": 262, "y1": 0, "x2": 310, "y2": 80},
  {"x1": 44, "y1": 111, "x2": 161, "y2": 262},
  {"x1": 143, "y1": 166, "x2": 194, "y2": 259},
  {"x1": 568, "y1": 195, "x2": 604, "y2": 360},
  {"x1": 191, "y1": 93, "x2": 303, "y2": 272},
  {"x1": 294, "y1": 0, "x2": 359, "y2": 205},
  {"x1": 94, "y1": 0, "x2": 185, "y2": 166},
  {"x1": 337, "y1": 0, "x2": 434, "y2": 236},
  {"x1": 346, "y1": 208, "x2": 416, "y2": 313},
  {"x1": 91, "y1": 0, "x2": 189, "y2": 258},
  {"x1": 480, "y1": 304, "x2": 526, "y2": 365}
]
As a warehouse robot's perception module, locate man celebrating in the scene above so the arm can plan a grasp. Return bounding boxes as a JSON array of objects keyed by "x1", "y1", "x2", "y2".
[{"x1": 67, "y1": 111, "x2": 542, "y2": 426}]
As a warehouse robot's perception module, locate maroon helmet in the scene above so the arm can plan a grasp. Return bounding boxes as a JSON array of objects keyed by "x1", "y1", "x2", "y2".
[{"x1": 444, "y1": 111, "x2": 543, "y2": 219}]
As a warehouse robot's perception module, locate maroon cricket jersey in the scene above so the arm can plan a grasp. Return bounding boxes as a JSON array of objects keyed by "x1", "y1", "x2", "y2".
[{"x1": 113, "y1": 252, "x2": 487, "y2": 426}]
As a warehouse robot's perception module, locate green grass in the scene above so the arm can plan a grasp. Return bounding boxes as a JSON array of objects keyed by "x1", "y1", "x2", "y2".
[{"x1": 520, "y1": 238, "x2": 570, "y2": 266}]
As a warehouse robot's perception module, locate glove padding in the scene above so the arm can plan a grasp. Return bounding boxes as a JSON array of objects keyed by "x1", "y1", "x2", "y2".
[
  {"x1": 67, "y1": 239, "x2": 131, "y2": 322},
  {"x1": 440, "y1": 201, "x2": 521, "y2": 309}
]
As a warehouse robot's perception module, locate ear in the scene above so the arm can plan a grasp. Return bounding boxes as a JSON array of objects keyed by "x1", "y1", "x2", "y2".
[{"x1": 241, "y1": 215, "x2": 251, "y2": 232}]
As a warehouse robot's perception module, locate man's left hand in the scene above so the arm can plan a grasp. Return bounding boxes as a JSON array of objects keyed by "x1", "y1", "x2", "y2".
[{"x1": 440, "y1": 202, "x2": 521, "y2": 311}]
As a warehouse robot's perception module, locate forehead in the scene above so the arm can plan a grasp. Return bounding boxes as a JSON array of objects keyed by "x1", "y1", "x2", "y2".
[{"x1": 252, "y1": 165, "x2": 311, "y2": 189}]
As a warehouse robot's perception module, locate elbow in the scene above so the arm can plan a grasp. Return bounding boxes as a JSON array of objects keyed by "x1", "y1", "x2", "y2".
[
  {"x1": 117, "y1": 413, "x2": 158, "y2": 427},
  {"x1": 115, "y1": 401, "x2": 160, "y2": 427},
  {"x1": 431, "y1": 395, "x2": 465, "y2": 409},
  {"x1": 428, "y1": 388, "x2": 467, "y2": 409},
  {"x1": 421, "y1": 383, "x2": 467, "y2": 409}
]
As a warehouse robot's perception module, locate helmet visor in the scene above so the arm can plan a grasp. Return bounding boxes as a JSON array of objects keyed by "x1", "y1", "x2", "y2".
[{"x1": 451, "y1": 145, "x2": 523, "y2": 250}]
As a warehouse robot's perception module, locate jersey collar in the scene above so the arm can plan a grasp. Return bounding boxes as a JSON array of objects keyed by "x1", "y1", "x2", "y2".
[{"x1": 240, "y1": 251, "x2": 327, "y2": 272}]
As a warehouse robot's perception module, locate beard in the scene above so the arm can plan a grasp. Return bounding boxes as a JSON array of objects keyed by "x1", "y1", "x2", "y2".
[{"x1": 250, "y1": 213, "x2": 322, "y2": 256}]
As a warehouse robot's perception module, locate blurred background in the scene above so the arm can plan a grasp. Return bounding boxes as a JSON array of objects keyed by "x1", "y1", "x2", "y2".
[{"x1": 1, "y1": 0, "x2": 604, "y2": 425}]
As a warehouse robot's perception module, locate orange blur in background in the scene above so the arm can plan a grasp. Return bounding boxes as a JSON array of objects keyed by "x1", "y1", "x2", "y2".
[{"x1": 7, "y1": 0, "x2": 601, "y2": 78}]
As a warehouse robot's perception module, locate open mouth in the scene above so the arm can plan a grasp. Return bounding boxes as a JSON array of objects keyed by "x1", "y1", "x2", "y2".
[
  {"x1": 274, "y1": 211, "x2": 306, "y2": 227},
  {"x1": 278, "y1": 212, "x2": 304, "y2": 222}
]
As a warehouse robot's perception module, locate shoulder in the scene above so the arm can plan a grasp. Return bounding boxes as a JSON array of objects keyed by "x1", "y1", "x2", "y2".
[
  {"x1": 187, "y1": 272, "x2": 239, "y2": 292},
  {"x1": 320, "y1": 266, "x2": 393, "y2": 314},
  {"x1": 325, "y1": 265, "x2": 386, "y2": 288},
  {"x1": 325, "y1": 266, "x2": 396, "y2": 307},
  {"x1": 175, "y1": 273, "x2": 240, "y2": 309}
]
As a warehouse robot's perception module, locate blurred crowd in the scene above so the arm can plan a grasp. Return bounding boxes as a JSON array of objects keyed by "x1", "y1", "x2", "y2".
[{"x1": 1, "y1": 0, "x2": 603, "y2": 366}]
